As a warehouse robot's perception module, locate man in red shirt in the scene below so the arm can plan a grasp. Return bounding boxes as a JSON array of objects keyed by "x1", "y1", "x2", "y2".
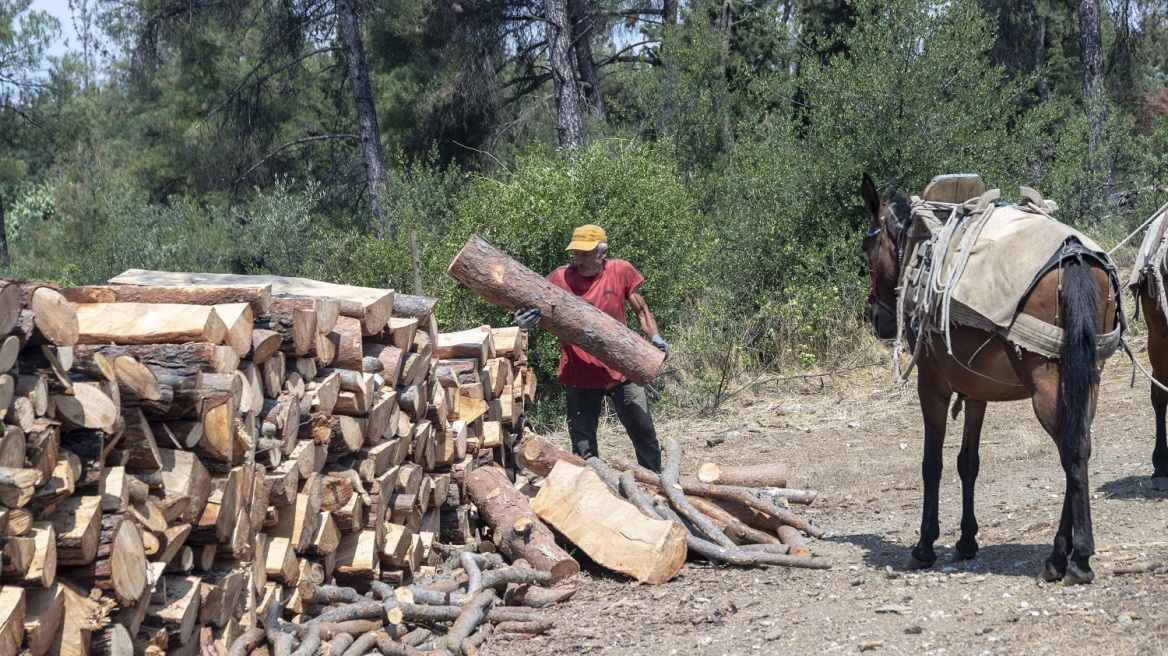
[{"x1": 515, "y1": 225, "x2": 669, "y2": 472}]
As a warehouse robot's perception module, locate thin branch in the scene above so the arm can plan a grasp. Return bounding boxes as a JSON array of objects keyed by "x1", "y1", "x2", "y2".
[
  {"x1": 452, "y1": 141, "x2": 511, "y2": 174},
  {"x1": 590, "y1": 9, "x2": 660, "y2": 18},
  {"x1": 233, "y1": 134, "x2": 359, "y2": 184},
  {"x1": 198, "y1": 46, "x2": 338, "y2": 127},
  {"x1": 603, "y1": 53, "x2": 661, "y2": 66},
  {"x1": 500, "y1": 69, "x2": 551, "y2": 91},
  {"x1": 503, "y1": 72, "x2": 553, "y2": 104},
  {"x1": 596, "y1": 39, "x2": 658, "y2": 67}
]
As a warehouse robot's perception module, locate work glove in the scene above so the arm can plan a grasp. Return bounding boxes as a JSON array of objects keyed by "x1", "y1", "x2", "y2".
[
  {"x1": 515, "y1": 306, "x2": 542, "y2": 330},
  {"x1": 651, "y1": 333, "x2": 671, "y2": 360}
]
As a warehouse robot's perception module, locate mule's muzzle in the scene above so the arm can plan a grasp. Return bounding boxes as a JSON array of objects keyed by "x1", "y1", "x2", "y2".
[{"x1": 869, "y1": 301, "x2": 897, "y2": 340}]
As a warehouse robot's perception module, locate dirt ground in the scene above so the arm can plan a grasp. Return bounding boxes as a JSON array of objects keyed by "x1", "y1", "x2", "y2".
[{"x1": 481, "y1": 335, "x2": 1168, "y2": 656}]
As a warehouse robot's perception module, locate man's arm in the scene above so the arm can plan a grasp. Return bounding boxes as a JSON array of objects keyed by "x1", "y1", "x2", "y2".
[{"x1": 628, "y1": 290, "x2": 660, "y2": 338}]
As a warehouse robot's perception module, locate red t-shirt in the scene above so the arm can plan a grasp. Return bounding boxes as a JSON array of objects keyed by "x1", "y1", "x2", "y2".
[{"x1": 547, "y1": 258, "x2": 644, "y2": 389}]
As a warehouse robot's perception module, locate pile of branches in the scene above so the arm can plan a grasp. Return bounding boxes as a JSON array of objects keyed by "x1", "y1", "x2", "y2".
[
  {"x1": 228, "y1": 549, "x2": 573, "y2": 656},
  {"x1": 520, "y1": 433, "x2": 831, "y2": 570}
]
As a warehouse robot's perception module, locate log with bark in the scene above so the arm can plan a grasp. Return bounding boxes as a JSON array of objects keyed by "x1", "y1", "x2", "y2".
[
  {"x1": 697, "y1": 461, "x2": 788, "y2": 488},
  {"x1": 464, "y1": 466, "x2": 578, "y2": 583},
  {"x1": 447, "y1": 235, "x2": 663, "y2": 385}
]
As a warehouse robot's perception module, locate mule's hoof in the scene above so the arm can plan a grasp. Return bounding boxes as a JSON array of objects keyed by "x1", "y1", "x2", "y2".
[
  {"x1": 1152, "y1": 477, "x2": 1168, "y2": 492},
  {"x1": 1065, "y1": 562, "x2": 1095, "y2": 585},
  {"x1": 907, "y1": 555, "x2": 935, "y2": 570},
  {"x1": 1040, "y1": 560, "x2": 1065, "y2": 582},
  {"x1": 953, "y1": 539, "x2": 979, "y2": 561},
  {"x1": 952, "y1": 548, "x2": 978, "y2": 562}
]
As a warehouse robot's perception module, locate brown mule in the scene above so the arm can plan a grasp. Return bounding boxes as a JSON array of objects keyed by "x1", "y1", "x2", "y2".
[{"x1": 859, "y1": 175, "x2": 1118, "y2": 583}]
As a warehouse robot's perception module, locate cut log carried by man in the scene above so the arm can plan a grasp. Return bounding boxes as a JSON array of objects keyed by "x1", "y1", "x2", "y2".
[{"x1": 451, "y1": 224, "x2": 670, "y2": 472}]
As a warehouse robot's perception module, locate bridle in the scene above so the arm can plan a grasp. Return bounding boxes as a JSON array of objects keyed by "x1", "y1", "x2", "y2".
[{"x1": 865, "y1": 202, "x2": 909, "y2": 321}]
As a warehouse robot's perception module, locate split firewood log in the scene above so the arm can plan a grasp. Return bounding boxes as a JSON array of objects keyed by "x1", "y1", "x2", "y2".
[
  {"x1": 23, "y1": 584, "x2": 64, "y2": 656},
  {"x1": 435, "y1": 328, "x2": 495, "y2": 363},
  {"x1": 64, "y1": 284, "x2": 272, "y2": 315},
  {"x1": 62, "y1": 513, "x2": 147, "y2": 605},
  {"x1": 382, "y1": 317, "x2": 418, "y2": 350},
  {"x1": 50, "y1": 495, "x2": 103, "y2": 565},
  {"x1": 0, "y1": 467, "x2": 41, "y2": 507},
  {"x1": 531, "y1": 461, "x2": 686, "y2": 584},
  {"x1": 255, "y1": 307, "x2": 316, "y2": 357},
  {"x1": 333, "y1": 530, "x2": 378, "y2": 592},
  {"x1": 107, "y1": 269, "x2": 394, "y2": 335},
  {"x1": 392, "y1": 293, "x2": 438, "y2": 320},
  {"x1": 270, "y1": 297, "x2": 341, "y2": 334},
  {"x1": 0, "y1": 586, "x2": 25, "y2": 655},
  {"x1": 73, "y1": 302, "x2": 231, "y2": 347},
  {"x1": 0, "y1": 281, "x2": 21, "y2": 336},
  {"x1": 330, "y1": 316, "x2": 365, "y2": 371},
  {"x1": 54, "y1": 383, "x2": 118, "y2": 433}
]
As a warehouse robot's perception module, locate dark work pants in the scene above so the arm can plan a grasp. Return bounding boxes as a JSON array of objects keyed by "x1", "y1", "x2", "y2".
[{"x1": 564, "y1": 382, "x2": 662, "y2": 473}]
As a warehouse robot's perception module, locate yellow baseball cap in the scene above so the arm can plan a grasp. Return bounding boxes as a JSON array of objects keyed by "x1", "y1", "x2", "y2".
[{"x1": 566, "y1": 224, "x2": 606, "y2": 252}]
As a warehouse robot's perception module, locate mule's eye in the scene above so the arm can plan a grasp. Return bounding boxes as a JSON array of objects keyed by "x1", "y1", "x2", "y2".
[{"x1": 864, "y1": 227, "x2": 882, "y2": 238}]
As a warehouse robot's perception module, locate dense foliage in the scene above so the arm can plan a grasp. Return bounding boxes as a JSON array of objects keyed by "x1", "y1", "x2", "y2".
[{"x1": 3, "y1": 0, "x2": 1167, "y2": 418}]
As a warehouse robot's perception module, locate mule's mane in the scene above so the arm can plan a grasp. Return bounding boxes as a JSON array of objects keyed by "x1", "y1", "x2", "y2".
[{"x1": 884, "y1": 189, "x2": 912, "y2": 229}]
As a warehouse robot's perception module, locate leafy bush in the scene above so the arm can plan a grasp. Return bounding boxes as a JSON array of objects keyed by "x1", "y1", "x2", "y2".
[
  {"x1": 430, "y1": 140, "x2": 710, "y2": 395},
  {"x1": 9, "y1": 175, "x2": 322, "y2": 284}
]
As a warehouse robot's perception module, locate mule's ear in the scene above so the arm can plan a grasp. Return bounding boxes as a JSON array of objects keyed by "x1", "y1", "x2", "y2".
[{"x1": 859, "y1": 173, "x2": 881, "y2": 218}]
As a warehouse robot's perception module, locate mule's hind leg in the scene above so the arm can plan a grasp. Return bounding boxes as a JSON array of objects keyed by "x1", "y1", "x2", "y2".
[
  {"x1": 1022, "y1": 359, "x2": 1097, "y2": 584},
  {"x1": 954, "y1": 398, "x2": 987, "y2": 561},
  {"x1": 1060, "y1": 433, "x2": 1095, "y2": 584},
  {"x1": 1141, "y1": 291, "x2": 1168, "y2": 489},
  {"x1": 911, "y1": 360, "x2": 953, "y2": 569}
]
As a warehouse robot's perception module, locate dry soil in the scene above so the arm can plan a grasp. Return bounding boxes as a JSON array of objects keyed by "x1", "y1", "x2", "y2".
[{"x1": 480, "y1": 335, "x2": 1168, "y2": 656}]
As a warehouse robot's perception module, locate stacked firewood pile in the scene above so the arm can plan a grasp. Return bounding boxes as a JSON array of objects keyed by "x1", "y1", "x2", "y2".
[
  {"x1": 0, "y1": 266, "x2": 830, "y2": 656},
  {"x1": 0, "y1": 271, "x2": 548, "y2": 656}
]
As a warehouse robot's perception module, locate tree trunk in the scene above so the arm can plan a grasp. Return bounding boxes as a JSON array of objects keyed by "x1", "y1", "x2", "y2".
[
  {"x1": 447, "y1": 235, "x2": 665, "y2": 386},
  {"x1": 1033, "y1": 3, "x2": 1050, "y2": 102},
  {"x1": 716, "y1": 0, "x2": 733, "y2": 153},
  {"x1": 568, "y1": 0, "x2": 606, "y2": 120},
  {"x1": 336, "y1": 0, "x2": 394, "y2": 238},
  {"x1": 0, "y1": 196, "x2": 10, "y2": 269},
  {"x1": 1078, "y1": 0, "x2": 1112, "y2": 207},
  {"x1": 663, "y1": 0, "x2": 679, "y2": 24},
  {"x1": 544, "y1": 0, "x2": 585, "y2": 149}
]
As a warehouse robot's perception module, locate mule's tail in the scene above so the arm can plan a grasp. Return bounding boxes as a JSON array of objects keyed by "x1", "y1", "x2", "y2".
[{"x1": 1057, "y1": 258, "x2": 1099, "y2": 465}]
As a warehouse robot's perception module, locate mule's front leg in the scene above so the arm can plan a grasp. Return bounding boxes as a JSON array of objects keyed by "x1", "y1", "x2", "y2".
[
  {"x1": 911, "y1": 370, "x2": 952, "y2": 569},
  {"x1": 1151, "y1": 379, "x2": 1168, "y2": 490},
  {"x1": 954, "y1": 399, "x2": 986, "y2": 560}
]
